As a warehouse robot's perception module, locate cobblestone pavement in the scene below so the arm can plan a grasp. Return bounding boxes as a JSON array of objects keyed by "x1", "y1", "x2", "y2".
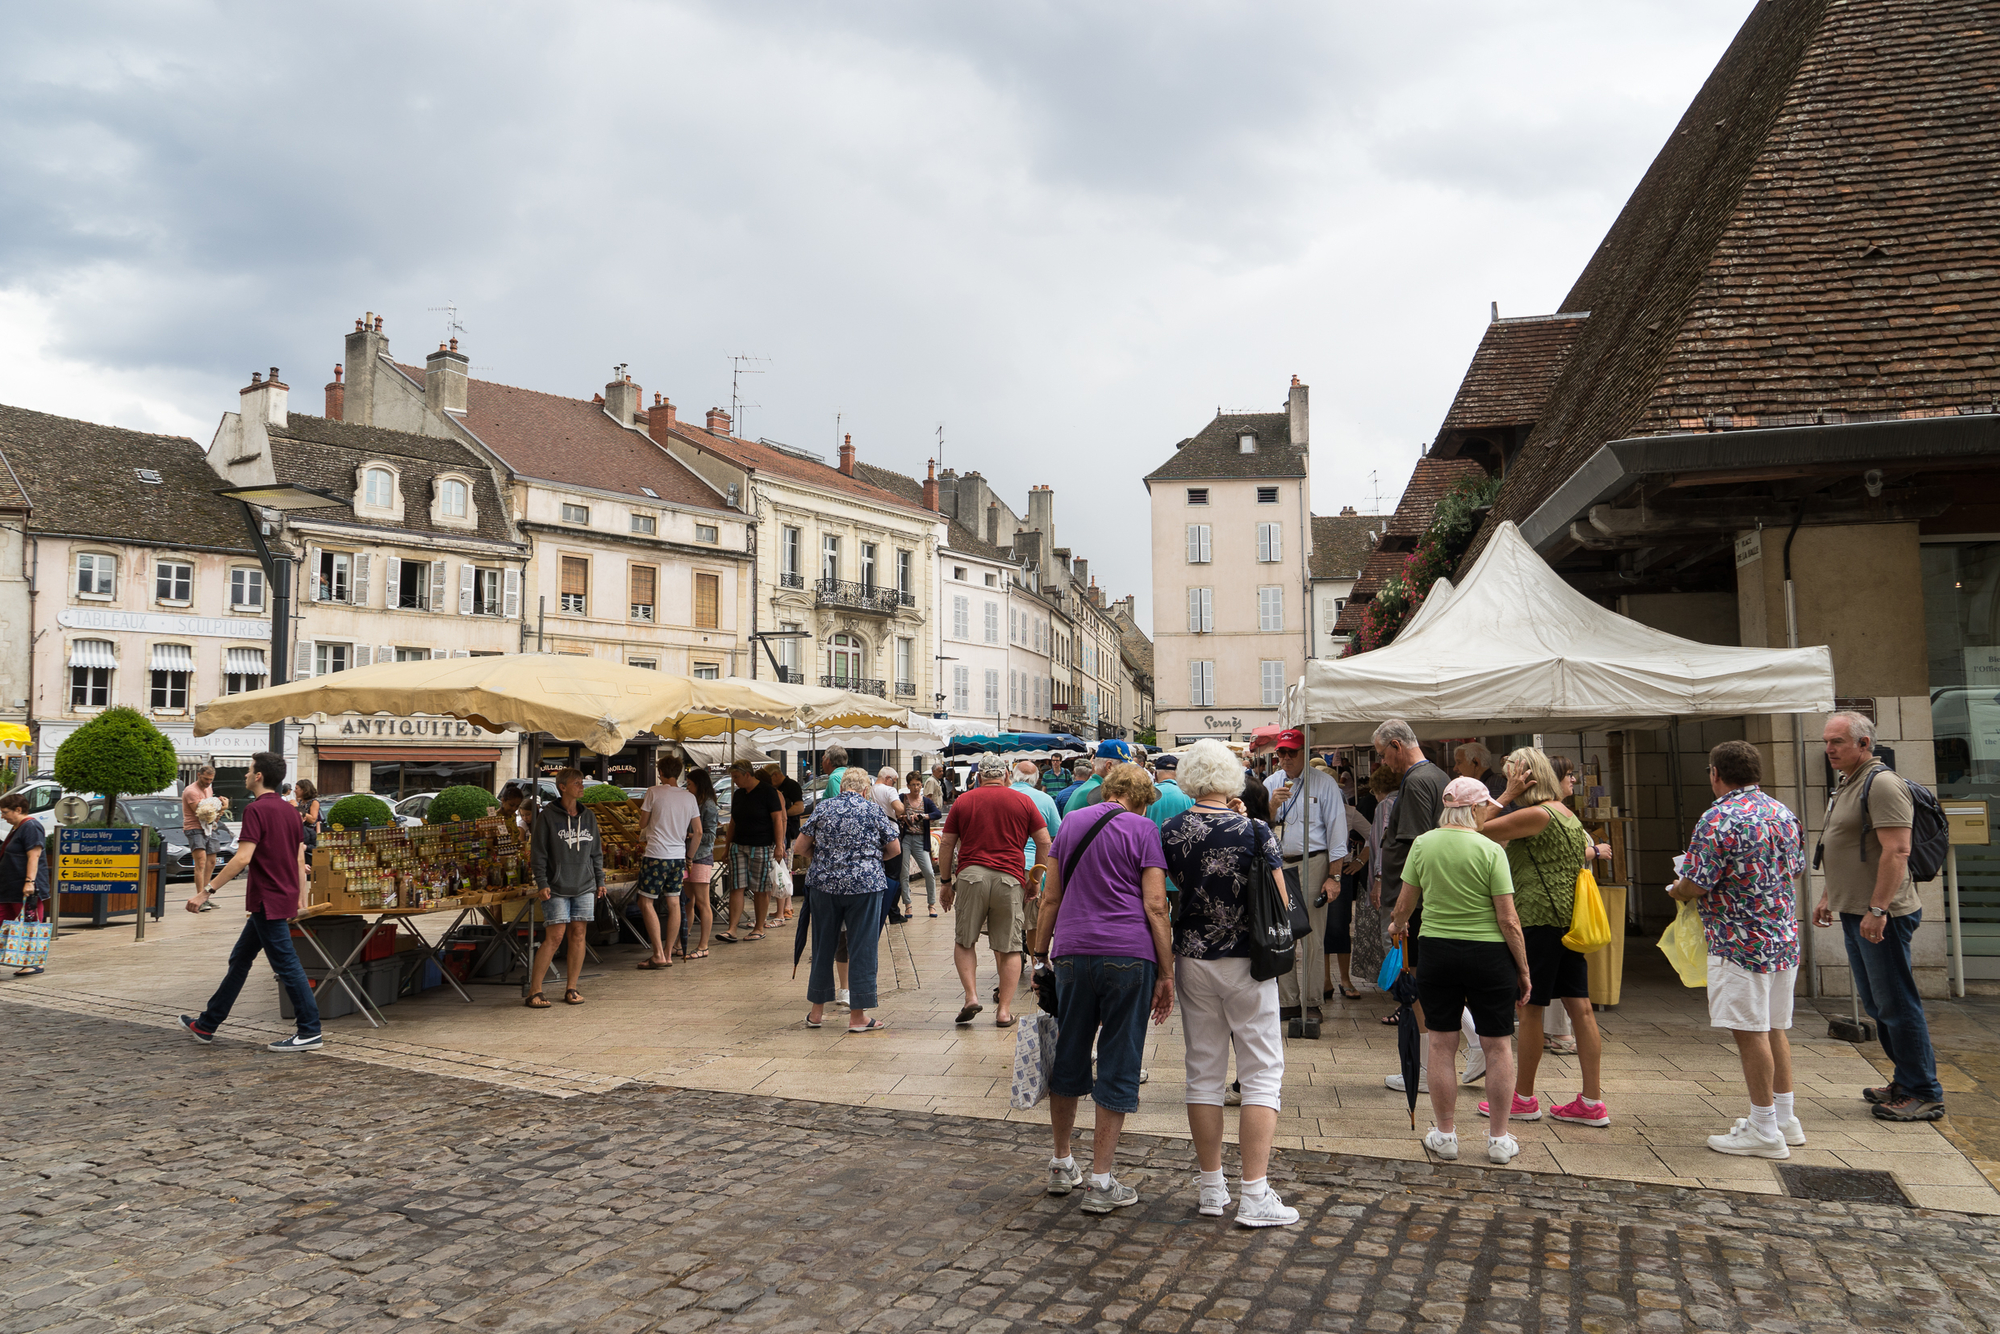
[{"x1": 10, "y1": 1008, "x2": 2000, "y2": 1334}]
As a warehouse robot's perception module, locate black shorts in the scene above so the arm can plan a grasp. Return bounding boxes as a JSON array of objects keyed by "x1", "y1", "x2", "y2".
[
  {"x1": 1522, "y1": 924, "x2": 1590, "y2": 1006},
  {"x1": 1415, "y1": 937, "x2": 1519, "y2": 1038},
  {"x1": 1404, "y1": 905, "x2": 1423, "y2": 969}
]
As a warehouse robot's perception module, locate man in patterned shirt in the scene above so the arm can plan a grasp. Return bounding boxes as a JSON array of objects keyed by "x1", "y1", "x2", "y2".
[{"x1": 1669, "y1": 740, "x2": 1806, "y2": 1160}]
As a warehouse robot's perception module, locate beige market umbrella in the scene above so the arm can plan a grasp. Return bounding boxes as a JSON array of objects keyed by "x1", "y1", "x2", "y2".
[{"x1": 194, "y1": 655, "x2": 800, "y2": 754}]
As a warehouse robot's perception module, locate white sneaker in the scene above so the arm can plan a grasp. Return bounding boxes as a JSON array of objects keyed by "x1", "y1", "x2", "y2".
[
  {"x1": 1196, "y1": 1178, "x2": 1230, "y2": 1216},
  {"x1": 1386, "y1": 1071, "x2": 1430, "y2": 1094},
  {"x1": 1460, "y1": 1047, "x2": 1487, "y2": 1084},
  {"x1": 1422, "y1": 1127, "x2": 1458, "y2": 1160},
  {"x1": 1234, "y1": 1187, "x2": 1300, "y2": 1228},
  {"x1": 1047, "y1": 1160, "x2": 1084, "y2": 1195},
  {"x1": 1486, "y1": 1134, "x2": 1520, "y2": 1164},
  {"x1": 1727, "y1": 1116, "x2": 1806, "y2": 1148},
  {"x1": 836, "y1": 988, "x2": 851, "y2": 1007},
  {"x1": 1707, "y1": 1121, "x2": 1789, "y2": 1159}
]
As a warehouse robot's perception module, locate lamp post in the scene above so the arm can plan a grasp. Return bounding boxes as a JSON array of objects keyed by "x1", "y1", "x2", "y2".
[
  {"x1": 748, "y1": 629, "x2": 813, "y2": 684},
  {"x1": 215, "y1": 485, "x2": 345, "y2": 755}
]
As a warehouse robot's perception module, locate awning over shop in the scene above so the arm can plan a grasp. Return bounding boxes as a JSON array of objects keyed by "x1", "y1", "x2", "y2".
[
  {"x1": 226, "y1": 648, "x2": 267, "y2": 674},
  {"x1": 68, "y1": 639, "x2": 115, "y2": 669},
  {"x1": 316, "y1": 746, "x2": 505, "y2": 763},
  {"x1": 150, "y1": 644, "x2": 194, "y2": 672},
  {"x1": 1284, "y1": 520, "x2": 1836, "y2": 743}
]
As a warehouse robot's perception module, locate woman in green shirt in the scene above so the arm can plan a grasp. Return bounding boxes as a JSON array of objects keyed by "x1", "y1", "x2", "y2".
[
  {"x1": 1389, "y1": 776, "x2": 1532, "y2": 1165},
  {"x1": 1477, "y1": 747, "x2": 1607, "y2": 1130}
]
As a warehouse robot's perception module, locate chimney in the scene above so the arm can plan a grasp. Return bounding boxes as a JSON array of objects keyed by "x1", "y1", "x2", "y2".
[
  {"x1": 324, "y1": 364, "x2": 344, "y2": 419},
  {"x1": 603, "y1": 370, "x2": 641, "y2": 427},
  {"x1": 705, "y1": 407, "x2": 732, "y2": 435},
  {"x1": 1014, "y1": 529, "x2": 1043, "y2": 570},
  {"x1": 1287, "y1": 376, "x2": 1309, "y2": 448},
  {"x1": 922, "y1": 459, "x2": 939, "y2": 512},
  {"x1": 1339, "y1": 504, "x2": 1357, "y2": 516},
  {"x1": 1072, "y1": 557, "x2": 1089, "y2": 589},
  {"x1": 425, "y1": 340, "x2": 470, "y2": 415},
  {"x1": 239, "y1": 366, "x2": 289, "y2": 428},
  {"x1": 986, "y1": 501, "x2": 1000, "y2": 546},
  {"x1": 342, "y1": 312, "x2": 389, "y2": 425},
  {"x1": 838, "y1": 433, "x2": 856, "y2": 476},
  {"x1": 1090, "y1": 580, "x2": 1105, "y2": 609},
  {"x1": 1027, "y1": 485, "x2": 1055, "y2": 550},
  {"x1": 647, "y1": 393, "x2": 679, "y2": 446}
]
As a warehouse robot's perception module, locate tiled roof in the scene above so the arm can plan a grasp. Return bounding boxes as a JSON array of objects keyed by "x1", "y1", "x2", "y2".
[
  {"x1": 1385, "y1": 457, "x2": 1487, "y2": 541},
  {"x1": 1144, "y1": 412, "x2": 1306, "y2": 483},
  {"x1": 269, "y1": 414, "x2": 519, "y2": 546},
  {"x1": 852, "y1": 461, "x2": 928, "y2": 511},
  {"x1": 392, "y1": 364, "x2": 728, "y2": 513},
  {"x1": 1109, "y1": 605, "x2": 1154, "y2": 679},
  {"x1": 662, "y1": 422, "x2": 935, "y2": 517},
  {"x1": 943, "y1": 519, "x2": 1016, "y2": 564},
  {"x1": 1477, "y1": 0, "x2": 2000, "y2": 553},
  {"x1": 0, "y1": 402, "x2": 245, "y2": 549},
  {"x1": 1309, "y1": 514, "x2": 1385, "y2": 581},
  {"x1": 1434, "y1": 315, "x2": 1589, "y2": 448}
]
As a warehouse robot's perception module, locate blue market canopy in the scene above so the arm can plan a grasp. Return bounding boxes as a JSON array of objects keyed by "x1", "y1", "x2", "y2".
[{"x1": 944, "y1": 732, "x2": 1091, "y2": 755}]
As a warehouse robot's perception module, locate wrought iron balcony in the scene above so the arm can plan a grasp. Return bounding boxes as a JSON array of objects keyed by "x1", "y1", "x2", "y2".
[
  {"x1": 821, "y1": 675, "x2": 887, "y2": 698},
  {"x1": 814, "y1": 578, "x2": 912, "y2": 615},
  {"x1": 894, "y1": 681, "x2": 916, "y2": 698},
  {"x1": 778, "y1": 571, "x2": 804, "y2": 590},
  {"x1": 770, "y1": 667, "x2": 805, "y2": 684}
]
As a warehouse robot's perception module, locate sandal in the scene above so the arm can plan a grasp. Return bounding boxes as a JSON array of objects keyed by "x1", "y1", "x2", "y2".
[
  {"x1": 1379, "y1": 1012, "x2": 1401, "y2": 1026},
  {"x1": 14, "y1": 966, "x2": 45, "y2": 978},
  {"x1": 804, "y1": 1012, "x2": 823, "y2": 1029},
  {"x1": 689, "y1": 948, "x2": 710, "y2": 960},
  {"x1": 847, "y1": 1018, "x2": 888, "y2": 1033},
  {"x1": 1340, "y1": 986, "x2": 1362, "y2": 1000},
  {"x1": 524, "y1": 993, "x2": 551, "y2": 1009},
  {"x1": 746, "y1": 932, "x2": 766, "y2": 941},
  {"x1": 713, "y1": 933, "x2": 741, "y2": 944},
  {"x1": 636, "y1": 959, "x2": 673, "y2": 970},
  {"x1": 564, "y1": 988, "x2": 585, "y2": 1005}
]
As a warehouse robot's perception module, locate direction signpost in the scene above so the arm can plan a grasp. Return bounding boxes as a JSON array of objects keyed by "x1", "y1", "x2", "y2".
[{"x1": 56, "y1": 827, "x2": 150, "y2": 940}]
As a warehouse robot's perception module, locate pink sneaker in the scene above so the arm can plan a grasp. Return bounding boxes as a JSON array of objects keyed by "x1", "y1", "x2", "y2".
[
  {"x1": 1477, "y1": 1093, "x2": 1542, "y2": 1121},
  {"x1": 1549, "y1": 1095, "x2": 1610, "y2": 1127}
]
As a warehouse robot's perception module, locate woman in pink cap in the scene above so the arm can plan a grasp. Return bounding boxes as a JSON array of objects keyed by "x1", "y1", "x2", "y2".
[{"x1": 1387, "y1": 775, "x2": 1534, "y2": 1164}]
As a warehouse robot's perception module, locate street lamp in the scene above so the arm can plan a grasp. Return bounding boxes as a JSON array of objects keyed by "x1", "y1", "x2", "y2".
[
  {"x1": 747, "y1": 628, "x2": 813, "y2": 683},
  {"x1": 215, "y1": 484, "x2": 345, "y2": 754}
]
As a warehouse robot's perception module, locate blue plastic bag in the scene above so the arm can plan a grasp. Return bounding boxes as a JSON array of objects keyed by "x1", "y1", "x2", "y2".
[{"x1": 1376, "y1": 944, "x2": 1404, "y2": 993}]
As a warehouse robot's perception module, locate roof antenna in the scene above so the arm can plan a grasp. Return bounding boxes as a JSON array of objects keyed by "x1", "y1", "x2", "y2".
[
  {"x1": 729, "y1": 354, "x2": 767, "y2": 438},
  {"x1": 935, "y1": 421, "x2": 945, "y2": 475},
  {"x1": 1369, "y1": 469, "x2": 1384, "y2": 515},
  {"x1": 427, "y1": 300, "x2": 467, "y2": 342}
]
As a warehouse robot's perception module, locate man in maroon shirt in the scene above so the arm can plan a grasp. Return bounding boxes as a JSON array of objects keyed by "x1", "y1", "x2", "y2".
[
  {"x1": 938, "y1": 752, "x2": 1051, "y2": 1027},
  {"x1": 180, "y1": 750, "x2": 321, "y2": 1050}
]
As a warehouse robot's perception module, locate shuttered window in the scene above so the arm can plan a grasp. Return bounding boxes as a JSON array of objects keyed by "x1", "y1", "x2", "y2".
[
  {"x1": 694, "y1": 573, "x2": 720, "y2": 629},
  {"x1": 1190, "y1": 660, "x2": 1214, "y2": 706},
  {"x1": 629, "y1": 565, "x2": 656, "y2": 621},
  {"x1": 1187, "y1": 587, "x2": 1213, "y2": 633},
  {"x1": 1186, "y1": 524, "x2": 1211, "y2": 563},
  {"x1": 560, "y1": 557, "x2": 588, "y2": 613},
  {"x1": 1256, "y1": 522, "x2": 1282, "y2": 563},
  {"x1": 1258, "y1": 586, "x2": 1283, "y2": 632},
  {"x1": 1261, "y1": 660, "x2": 1285, "y2": 707}
]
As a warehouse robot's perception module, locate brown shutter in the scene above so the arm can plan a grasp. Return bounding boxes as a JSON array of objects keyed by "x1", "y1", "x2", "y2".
[
  {"x1": 561, "y1": 556, "x2": 588, "y2": 597},
  {"x1": 694, "y1": 572, "x2": 720, "y2": 629},
  {"x1": 629, "y1": 565, "x2": 656, "y2": 619}
]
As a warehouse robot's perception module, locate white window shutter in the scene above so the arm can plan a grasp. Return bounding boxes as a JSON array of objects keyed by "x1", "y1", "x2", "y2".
[
  {"x1": 352, "y1": 553, "x2": 371, "y2": 607},
  {"x1": 452, "y1": 649, "x2": 471, "y2": 658},
  {"x1": 1190, "y1": 661, "x2": 1203, "y2": 706},
  {"x1": 429, "y1": 559, "x2": 446, "y2": 611},
  {"x1": 432, "y1": 647, "x2": 448, "y2": 660},
  {"x1": 377, "y1": 644, "x2": 394, "y2": 665},
  {"x1": 384, "y1": 555, "x2": 401, "y2": 607},
  {"x1": 458, "y1": 563, "x2": 474, "y2": 615},
  {"x1": 354, "y1": 644, "x2": 372, "y2": 668},
  {"x1": 305, "y1": 546, "x2": 320, "y2": 601},
  {"x1": 503, "y1": 568, "x2": 521, "y2": 619},
  {"x1": 1187, "y1": 588, "x2": 1201, "y2": 633},
  {"x1": 1201, "y1": 526, "x2": 1211, "y2": 562},
  {"x1": 295, "y1": 639, "x2": 314, "y2": 678},
  {"x1": 1268, "y1": 524, "x2": 1281, "y2": 563},
  {"x1": 1187, "y1": 526, "x2": 1199, "y2": 563}
]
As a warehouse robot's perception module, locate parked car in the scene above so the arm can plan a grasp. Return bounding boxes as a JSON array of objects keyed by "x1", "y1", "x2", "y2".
[
  {"x1": 87, "y1": 796, "x2": 238, "y2": 883},
  {"x1": 393, "y1": 792, "x2": 437, "y2": 824}
]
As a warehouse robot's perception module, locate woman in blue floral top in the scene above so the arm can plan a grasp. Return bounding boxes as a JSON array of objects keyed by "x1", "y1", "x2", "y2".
[
  {"x1": 797, "y1": 767, "x2": 901, "y2": 1033},
  {"x1": 1156, "y1": 740, "x2": 1299, "y2": 1228}
]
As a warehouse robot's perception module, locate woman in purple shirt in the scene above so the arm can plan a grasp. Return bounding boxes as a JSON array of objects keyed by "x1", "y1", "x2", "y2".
[{"x1": 1028, "y1": 762, "x2": 1174, "y2": 1215}]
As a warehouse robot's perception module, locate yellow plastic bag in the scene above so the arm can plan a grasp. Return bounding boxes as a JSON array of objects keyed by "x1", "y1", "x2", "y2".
[
  {"x1": 1656, "y1": 899, "x2": 1708, "y2": 987},
  {"x1": 1561, "y1": 866, "x2": 1611, "y2": 954}
]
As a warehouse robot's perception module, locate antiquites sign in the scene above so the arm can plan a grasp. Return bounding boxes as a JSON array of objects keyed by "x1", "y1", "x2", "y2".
[{"x1": 333, "y1": 715, "x2": 505, "y2": 740}]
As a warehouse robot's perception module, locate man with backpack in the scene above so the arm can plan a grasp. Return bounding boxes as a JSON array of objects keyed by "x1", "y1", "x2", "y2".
[{"x1": 1813, "y1": 710, "x2": 1946, "y2": 1123}]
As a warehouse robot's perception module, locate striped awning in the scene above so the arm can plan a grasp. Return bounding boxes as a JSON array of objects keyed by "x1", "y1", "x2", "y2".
[
  {"x1": 67, "y1": 639, "x2": 115, "y2": 669},
  {"x1": 226, "y1": 648, "x2": 267, "y2": 674},
  {"x1": 149, "y1": 643, "x2": 194, "y2": 672}
]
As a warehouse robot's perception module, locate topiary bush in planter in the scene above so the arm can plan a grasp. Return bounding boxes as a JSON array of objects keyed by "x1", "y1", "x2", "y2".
[
  {"x1": 579, "y1": 783, "x2": 631, "y2": 805},
  {"x1": 425, "y1": 785, "x2": 499, "y2": 824},
  {"x1": 52, "y1": 706, "x2": 178, "y2": 826},
  {"x1": 326, "y1": 793, "x2": 394, "y2": 829}
]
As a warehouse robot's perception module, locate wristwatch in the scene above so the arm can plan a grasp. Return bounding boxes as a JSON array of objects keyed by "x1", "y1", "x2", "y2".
[{"x1": 1869, "y1": 906, "x2": 1890, "y2": 918}]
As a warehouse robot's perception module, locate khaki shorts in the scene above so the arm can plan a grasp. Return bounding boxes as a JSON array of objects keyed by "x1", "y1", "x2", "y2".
[{"x1": 953, "y1": 865, "x2": 1024, "y2": 952}]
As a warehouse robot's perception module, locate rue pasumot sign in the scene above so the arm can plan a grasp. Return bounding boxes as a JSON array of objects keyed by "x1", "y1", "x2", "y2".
[{"x1": 57, "y1": 608, "x2": 270, "y2": 640}]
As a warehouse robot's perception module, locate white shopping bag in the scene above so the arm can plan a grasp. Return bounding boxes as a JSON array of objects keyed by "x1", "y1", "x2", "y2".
[{"x1": 1008, "y1": 1013, "x2": 1060, "y2": 1110}]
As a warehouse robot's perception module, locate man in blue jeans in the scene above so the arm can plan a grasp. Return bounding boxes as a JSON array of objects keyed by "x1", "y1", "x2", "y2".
[
  {"x1": 181, "y1": 749, "x2": 320, "y2": 1051},
  {"x1": 1813, "y1": 710, "x2": 1944, "y2": 1122}
]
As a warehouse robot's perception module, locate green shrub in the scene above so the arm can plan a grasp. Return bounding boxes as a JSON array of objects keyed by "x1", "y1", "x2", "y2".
[
  {"x1": 579, "y1": 783, "x2": 631, "y2": 805},
  {"x1": 326, "y1": 793, "x2": 394, "y2": 829},
  {"x1": 52, "y1": 707, "x2": 178, "y2": 825},
  {"x1": 425, "y1": 785, "x2": 499, "y2": 824}
]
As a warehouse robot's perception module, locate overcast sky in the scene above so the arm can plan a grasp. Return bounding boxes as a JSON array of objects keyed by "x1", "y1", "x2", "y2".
[{"x1": 0, "y1": 0, "x2": 1756, "y2": 632}]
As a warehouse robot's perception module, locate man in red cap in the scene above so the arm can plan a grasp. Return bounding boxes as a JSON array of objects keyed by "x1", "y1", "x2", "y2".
[{"x1": 1265, "y1": 728, "x2": 1346, "y2": 1025}]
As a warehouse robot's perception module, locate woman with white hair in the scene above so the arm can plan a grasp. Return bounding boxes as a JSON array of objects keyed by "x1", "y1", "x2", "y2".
[
  {"x1": 796, "y1": 765, "x2": 901, "y2": 1033},
  {"x1": 1158, "y1": 739, "x2": 1300, "y2": 1228},
  {"x1": 1388, "y1": 775, "x2": 1533, "y2": 1164}
]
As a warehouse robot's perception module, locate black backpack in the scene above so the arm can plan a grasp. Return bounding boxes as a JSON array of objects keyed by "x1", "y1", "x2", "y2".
[{"x1": 1817, "y1": 761, "x2": 1948, "y2": 884}]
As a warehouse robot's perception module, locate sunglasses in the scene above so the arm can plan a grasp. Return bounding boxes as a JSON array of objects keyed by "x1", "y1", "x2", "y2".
[{"x1": 1276, "y1": 748, "x2": 1301, "y2": 756}]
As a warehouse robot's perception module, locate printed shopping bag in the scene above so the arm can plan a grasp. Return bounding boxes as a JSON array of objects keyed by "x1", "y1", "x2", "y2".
[
  {"x1": 1562, "y1": 867, "x2": 1612, "y2": 954},
  {"x1": 1376, "y1": 944, "x2": 1405, "y2": 993},
  {"x1": 1656, "y1": 899, "x2": 1708, "y2": 988},
  {"x1": 1009, "y1": 1013, "x2": 1060, "y2": 1110},
  {"x1": 1, "y1": 914, "x2": 52, "y2": 970}
]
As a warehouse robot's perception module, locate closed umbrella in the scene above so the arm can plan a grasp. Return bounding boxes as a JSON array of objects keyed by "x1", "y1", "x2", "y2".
[{"x1": 1392, "y1": 965, "x2": 1422, "y2": 1128}]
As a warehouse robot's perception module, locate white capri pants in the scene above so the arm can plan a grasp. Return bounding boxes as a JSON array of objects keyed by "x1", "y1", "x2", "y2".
[{"x1": 1177, "y1": 955, "x2": 1285, "y2": 1111}]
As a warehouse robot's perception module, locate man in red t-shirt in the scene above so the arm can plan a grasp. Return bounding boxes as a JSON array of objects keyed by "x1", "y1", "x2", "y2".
[
  {"x1": 938, "y1": 752, "x2": 1051, "y2": 1027},
  {"x1": 180, "y1": 750, "x2": 322, "y2": 1051}
]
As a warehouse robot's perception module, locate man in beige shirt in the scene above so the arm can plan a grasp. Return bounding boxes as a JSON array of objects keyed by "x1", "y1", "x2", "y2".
[{"x1": 1811, "y1": 710, "x2": 1943, "y2": 1121}]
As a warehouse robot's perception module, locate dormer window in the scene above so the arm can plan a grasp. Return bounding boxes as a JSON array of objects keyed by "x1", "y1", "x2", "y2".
[
  {"x1": 440, "y1": 478, "x2": 468, "y2": 518},
  {"x1": 1239, "y1": 433, "x2": 1256, "y2": 454},
  {"x1": 365, "y1": 468, "x2": 394, "y2": 508}
]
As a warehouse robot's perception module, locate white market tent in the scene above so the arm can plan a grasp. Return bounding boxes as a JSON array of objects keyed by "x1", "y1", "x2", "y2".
[{"x1": 1284, "y1": 521, "x2": 1836, "y2": 742}]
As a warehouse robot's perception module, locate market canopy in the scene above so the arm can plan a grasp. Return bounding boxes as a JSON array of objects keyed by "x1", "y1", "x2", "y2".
[
  {"x1": 1284, "y1": 520, "x2": 1836, "y2": 743},
  {"x1": 942, "y1": 732, "x2": 1092, "y2": 755},
  {"x1": 193, "y1": 654, "x2": 909, "y2": 755}
]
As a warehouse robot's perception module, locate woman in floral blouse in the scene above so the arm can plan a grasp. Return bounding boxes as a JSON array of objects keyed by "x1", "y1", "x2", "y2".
[
  {"x1": 1158, "y1": 740, "x2": 1299, "y2": 1228},
  {"x1": 797, "y1": 767, "x2": 901, "y2": 1033}
]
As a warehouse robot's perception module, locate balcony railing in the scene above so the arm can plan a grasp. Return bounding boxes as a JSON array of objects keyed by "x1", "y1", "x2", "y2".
[
  {"x1": 821, "y1": 675, "x2": 887, "y2": 698},
  {"x1": 770, "y1": 667, "x2": 805, "y2": 684},
  {"x1": 814, "y1": 578, "x2": 912, "y2": 615},
  {"x1": 778, "y1": 570, "x2": 804, "y2": 590},
  {"x1": 894, "y1": 681, "x2": 916, "y2": 698}
]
